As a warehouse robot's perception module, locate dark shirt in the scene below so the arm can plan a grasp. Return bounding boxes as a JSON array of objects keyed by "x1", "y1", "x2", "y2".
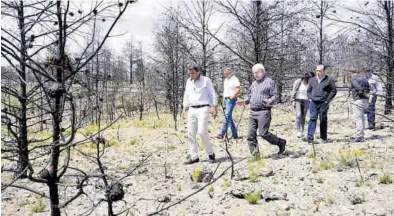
[
  {"x1": 350, "y1": 75, "x2": 370, "y2": 100},
  {"x1": 246, "y1": 76, "x2": 278, "y2": 110},
  {"x1": 307, "y1": 75, "x2": 337, "y2": 103}
]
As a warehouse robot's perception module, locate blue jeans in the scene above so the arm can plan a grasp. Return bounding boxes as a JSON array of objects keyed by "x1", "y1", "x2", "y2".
[
  {"x1": 220, "y1": 98, "x2": 238, "y2": 137},
  {"x1": 307, "y1": 101, "x2": 329, "y2": 140},
  {"x1": 367, "y1": 95, "x2": 377, "y2": 128}
]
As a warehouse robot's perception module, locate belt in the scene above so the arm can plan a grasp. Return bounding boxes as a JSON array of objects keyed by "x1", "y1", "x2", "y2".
[
  {"x1": 251, "y1": 107, "x2": 271, "y2": 111},
  {"x1": 224, "y1": 97, "x2": 231, "y2": 100},
  {"x1": 190, "y1": 104, "x2": 210, "y2": 108}
]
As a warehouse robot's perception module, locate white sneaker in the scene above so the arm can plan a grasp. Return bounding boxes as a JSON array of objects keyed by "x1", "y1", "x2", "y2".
[{"x1": 297, "y1": 132, "x2": 303, "y2": 138}]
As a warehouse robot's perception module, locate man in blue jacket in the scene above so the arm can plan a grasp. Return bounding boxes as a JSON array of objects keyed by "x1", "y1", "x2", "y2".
[{"x1": 305, "y1": 65, "x2": 337, "y2": 143}]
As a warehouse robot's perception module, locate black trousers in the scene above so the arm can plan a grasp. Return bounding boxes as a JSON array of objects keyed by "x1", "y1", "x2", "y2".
[{"x1": 247, "y1": 110, "x2": 281, "y2": 155}]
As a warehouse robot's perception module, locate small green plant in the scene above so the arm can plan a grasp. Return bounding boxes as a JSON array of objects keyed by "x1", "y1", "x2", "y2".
[
  {"x1": 244, "y1": 191, "x2": 261, "y2": 204},
  {"x1": 32, "y1": 194, "x2": 45, "y2": 213},
  {"x1": 389, "y1": 145, "x2": 394, "y2": 150},
  {"x1": 129, "y1": 139, "x2": 139, "y2": 146},
  {"x1": 248, "y1": 158, "x2": 265, "y2": 182},
  {"x1": 353, "y1": 149, "x2": 364, "y2": 157},
  {"x1": 273, "y1": 176, "x2": 279, "y2": 184},
  {"x1": 355, "y1": 181, "x2": 364, "y2": 187},
  {"x1": 319, "y1": 158, "x2": 334, "y2": 170},
  {"x1": 177, "y1": 184, "x2": 183, "y2": 191},
  {"x1": 192, "y1": 167, "x2": 203, "y2": 182},
  {"x1": 307, "y1": 152, "x2": 315, "y2": 159},
  {"x1": 222, "y1": 178, "x2": 231, "y2": 188},
  {"x1": 249, "y1": 168, "x2": 258, "y2": 182},
  {"x1": 168, "y1": 144, "x2": 176, "y2": 151},
  {"x1": 379, "y1": 172, "x2": 393, "y2": 184},
  {"x1": 312, "y1": 167, "x2": 320, "y2": 174},
  {"x1": 371, "y1": 161, "x2": 377, "y2": 169},
  {"x1": 107, "y1": 140, "x2": 119, "y2": 147},
  {"x1": 208, "y1": 185, "x2": 215, "y2": 193},
  {"x1": 338, "y1": 150, "x2": 354, "y2": 167},
  {"x1": 317, "y1": 177, "x2": 324, "y2": 184},
  {"x1": 326, "y1": 193, "x2": 335, "y2": 205}
]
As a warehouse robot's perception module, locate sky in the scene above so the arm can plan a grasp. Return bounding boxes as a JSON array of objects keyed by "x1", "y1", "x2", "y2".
[
  {"x1": 104, "y1": 0, "x2": 178, "y2": 55},
  {"x1": 102, "y1": 0, "x2": 359, "y2": 55},
  {"x1": 1, "y1": 0, "x2": 363, "y2": 66}
]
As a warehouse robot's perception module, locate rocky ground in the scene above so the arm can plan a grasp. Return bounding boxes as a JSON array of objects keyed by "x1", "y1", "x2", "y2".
[{"x1": 2, "y1": 92, "x2": 394, "y2": 216}]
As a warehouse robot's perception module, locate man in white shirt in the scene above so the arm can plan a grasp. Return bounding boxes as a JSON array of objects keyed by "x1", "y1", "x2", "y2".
[
  {"x1": 182, "y1": 66, "x2": 218, "y2": 165},
  {"x1": 216, "y1": 68, "x2": 240, "y2": 139}
]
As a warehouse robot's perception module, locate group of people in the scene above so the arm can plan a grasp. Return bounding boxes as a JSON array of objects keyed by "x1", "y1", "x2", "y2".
[{"x1": 181, "y1": 63, "x2": 382, "y2": 165}]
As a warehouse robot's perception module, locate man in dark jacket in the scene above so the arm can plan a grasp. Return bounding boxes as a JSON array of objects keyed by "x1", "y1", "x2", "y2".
[
  {"x1": 305, "y1": 65, "x2": 337, "y2": 143},
  {"x1": 349, "y1": 70, "x2": 370, "y2": 142}
]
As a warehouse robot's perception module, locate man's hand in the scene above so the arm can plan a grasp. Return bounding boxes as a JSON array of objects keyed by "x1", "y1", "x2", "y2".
[
  {"x1": 236, "y1": 100, "x2": 245, "y2": 106},
  {"x1": 181, "y1": 110, "x2": 186, "y2": 120},
  {"x1": 210, "y1": 106, "x2": 218, "y2": 119},
  {"x1": 181, "y1": 106, "x2": 188, "y2": 120},
  {"x1": 369, "y1": 96, "x2": 373, "y2": 105}
]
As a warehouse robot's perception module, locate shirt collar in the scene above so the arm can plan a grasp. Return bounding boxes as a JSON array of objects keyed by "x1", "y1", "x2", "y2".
[
  {"x1": 317, "y1": 75, "x2": 327, "y2": 81},
  {"x1": 192, "y1": 74, "x2": 202, "y2": 82},
  {"x1": 256, "y1": 75, "x2": 266, "y2": 83}
]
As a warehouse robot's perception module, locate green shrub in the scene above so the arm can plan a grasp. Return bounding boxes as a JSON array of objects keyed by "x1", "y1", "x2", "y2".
[
  {"x1": 192, "y1": 167, "x2": 203, "y2": 182},
  {"x1": 32, "y1": 195, "x2": 45, "y2": 213},
  {"x1": 208, "y1": 185, "x2": 215, "y2": 193},
  {"x1": 379, "y1": 172, "x2": 393, "y2": 184},
  {"x1": 107, "y1": 140, "x2": 119, "y2": 147},
  {"x1": 129, "y1": 139, "x2": 139, "y2": 146},
  {"x1": 222, "y1": 178, "x2": 231, "y2": 188},
  {"x1": 338, "y1": 150, "x2": 354, "y2": 167},
  {"x1": 248, "y1": 158, "x2": 265, "y2": 182},
  {"x1": 168, "y1": 144, "x2": 176, "y2": 150},
  {"x1": 244, "y1": 191, "x2": 261, "y2": 204},
  {"x1": 371, "y1": 161, "x2": 377, "y2": 169},
  {"x1": 319, "y1": 158, "x2": 334, "y2": 170}
]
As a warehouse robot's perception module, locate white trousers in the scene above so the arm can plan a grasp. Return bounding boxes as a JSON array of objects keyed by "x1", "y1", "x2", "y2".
[
  {"x1": 187, "y1": 107, "x2": 214, "y2": 159},
  {"x1": 352, "y1": 99, "x2": 369, "y2": 138}
]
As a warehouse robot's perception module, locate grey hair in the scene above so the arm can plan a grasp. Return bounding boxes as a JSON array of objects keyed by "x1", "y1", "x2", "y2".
[
  {"x1": 252, "y1": 63, "x2": 265, "y2": 73},
  {"x1": 224, "y1": 68, "x2": 232, "y2": 73}
]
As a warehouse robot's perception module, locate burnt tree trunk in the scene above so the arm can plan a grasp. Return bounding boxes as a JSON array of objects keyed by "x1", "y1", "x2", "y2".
[
  {"x1": 16, "y1": 0, "x2": 29, "y2": 179},
  {"x1": 384, "y1": 0, "x2": 393, "y2": 114}
]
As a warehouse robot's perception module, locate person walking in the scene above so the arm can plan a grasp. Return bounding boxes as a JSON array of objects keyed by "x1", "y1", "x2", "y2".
[
  {"x1": 366, "y1": 70, "x2": 383, "y2": 130},
  {"x1": 305, "y1": 65, "x2": 337, "y2": 143},
  {"x1": 349, "y1": 70, "x2": 371, "y2": 142},
  {"x1": 216, "y1": 68, "x2": 240, "y2": 139},
  {"x1": 291, "y1": 72, "x2": 315, "y2": 138},
  {"x1": 237, "y1": 63, "x2": 287, "y2": 158},
  {"x1": 182, "y1": 66, "x2": 218, "y2": 165}
]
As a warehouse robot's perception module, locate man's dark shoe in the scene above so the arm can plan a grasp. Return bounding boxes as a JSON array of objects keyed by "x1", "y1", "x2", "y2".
[
  {"x1": 184, "y1": 157, "x2": 199, "y2": 165},
  {"x1": 232, "y1": 135, "x2": 239, "y2": 139},
  {"x1": 208, "y1": 153, "x2": 215, "y2": 163},
  {"x1": 215, "y1": 134, "x2": 223, "y2": 139},
  {"x1": 277, "y1": 139, "x2": 286, "y2": 155},
  {"x1": 366, "y1": 127, "x2": 375, "y2": 130},
  {"x1": 354, "y1": 137, "x2": 364, "y2": 143}
]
